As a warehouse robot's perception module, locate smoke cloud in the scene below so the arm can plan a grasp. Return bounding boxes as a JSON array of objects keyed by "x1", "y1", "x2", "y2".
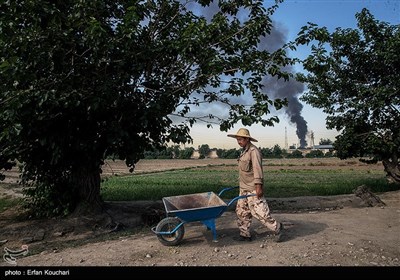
[
  {"x1": 258, "y1": 21, "x2": 308, "y2": 148},
  {"x1": 182, "y1": 1, "x2": 309, "y2": 147}
]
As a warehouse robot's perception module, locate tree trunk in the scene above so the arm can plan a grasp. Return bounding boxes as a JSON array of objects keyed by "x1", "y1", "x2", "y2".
[
  {"x1": 70, "y1": 167, "x2": 104, "y2": 215},
  {"x1": 382, "y1": 155, "x2": 400, "y2": 184}
]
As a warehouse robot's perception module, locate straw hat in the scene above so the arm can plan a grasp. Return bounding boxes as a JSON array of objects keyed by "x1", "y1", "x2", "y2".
[{"x1": 227, "y1": 128, "x2": 258, "y2": 142}]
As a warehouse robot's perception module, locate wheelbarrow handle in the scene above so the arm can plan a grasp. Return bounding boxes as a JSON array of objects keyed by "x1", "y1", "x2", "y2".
[
  {"x1": 218, "y1": 186, "x2": 239, "y2": 197},
  {"x1": 227, "y1": 194, "x2": 256, "y2": 207}
]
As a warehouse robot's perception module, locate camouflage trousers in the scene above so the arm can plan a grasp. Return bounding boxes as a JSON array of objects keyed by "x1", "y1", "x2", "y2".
[{"x1": 235, "y1": 189, "x2": 279, "y2": 238}]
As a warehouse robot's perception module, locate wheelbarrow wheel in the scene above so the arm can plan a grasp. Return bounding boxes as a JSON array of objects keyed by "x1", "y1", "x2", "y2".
[{"x1": 155, "y1": 217, "x2": 185, "y2": 246}]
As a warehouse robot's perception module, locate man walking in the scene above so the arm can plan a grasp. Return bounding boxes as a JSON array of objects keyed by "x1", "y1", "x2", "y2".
[{"x1": 227, "y1": 128, "x2": 284, "y2": 242}]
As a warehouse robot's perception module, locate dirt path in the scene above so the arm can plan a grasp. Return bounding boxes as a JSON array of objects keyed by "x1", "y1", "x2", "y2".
[
  {"x1": 0, "y1": 190, "x2": 398, "y2": 267},
  {"x1": 0, "y1": 159, "x2": 398, "y2": 268}
]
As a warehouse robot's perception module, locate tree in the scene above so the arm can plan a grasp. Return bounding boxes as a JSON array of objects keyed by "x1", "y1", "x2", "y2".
[
  {"x1": 295, "y1": 8, "x2": 400, "y2": 184},
  {"x1": 216, "y1": 148, "x2": 240, "y2": 159},
  {"x1": 271, "y1": 144, "x2": 283, "y2": 158},
  {"x1": 260, "y1": 147, "x2": 272, "y2": 158},
  {"x1": 287, "y1": 150, "x2": 303, "y2": 158},
  {"x1": 319, "y1": 138, "x2": 333, "y2": 145},
  {"x1": 179, "y1": 147, "x2": 195, "y2": 159},
  {"x1": 156, "y1": 146, "x2": 174, "y2": 159},
  {"x1": 305, "y1": 150, "x2": 324, "y2": 158},
  {"x1": 0, "y1": 0, "x2": 290, "y2": 216},
  {"x1": 198, "y1": 144, "x2": 211, "y2": 159}
]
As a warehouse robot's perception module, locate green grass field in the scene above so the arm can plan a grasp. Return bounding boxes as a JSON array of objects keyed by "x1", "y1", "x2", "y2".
[
  {"x1": 1, "y1": 159, "x2": 398, "y2": 211},
  {"x1": 101, "y1": 165, "x2": 398, "y2": 201}
]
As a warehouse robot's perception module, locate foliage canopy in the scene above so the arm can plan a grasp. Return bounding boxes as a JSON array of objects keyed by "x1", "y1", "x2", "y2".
[
  {"x1": 0, "y1": 0, "x2": 291, "y2": 216},
  {"x1": 295, "y1": 8, "x2": 400, "y2": 184}
]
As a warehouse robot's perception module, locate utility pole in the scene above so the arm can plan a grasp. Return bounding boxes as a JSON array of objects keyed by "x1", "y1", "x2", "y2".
[
  {"x1": 285, "y1": 126, "x2": 288, "y2": 150},
  {"x1": 310, "y1": 130, "x2": 315, "y2": 149}
]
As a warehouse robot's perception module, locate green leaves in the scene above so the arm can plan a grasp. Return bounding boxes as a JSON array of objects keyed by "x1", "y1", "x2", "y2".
[
  {"x1": 0, "y1": 0, "x2": 294, "y2": 215},
  {"x1": 295, "y1": 8, "x2": 400, "y2": 184}
]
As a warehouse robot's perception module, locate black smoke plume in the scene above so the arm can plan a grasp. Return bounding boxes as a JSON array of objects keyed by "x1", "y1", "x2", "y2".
[{"x1": 185, "y1": 1, "x2": 309, "y2": 147}]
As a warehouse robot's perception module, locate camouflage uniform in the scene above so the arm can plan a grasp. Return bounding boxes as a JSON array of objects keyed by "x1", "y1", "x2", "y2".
[{"x1": 236, "y1": 142, "x2": 280, "y2": 238}]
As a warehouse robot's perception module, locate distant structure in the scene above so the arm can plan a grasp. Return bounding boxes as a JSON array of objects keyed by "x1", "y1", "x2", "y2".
[
  {"x1": 190, "y1": 150, "x2": 201, "y2": 159},
  {"x1": 286, "y1": 129, "x2": 335, "y2": 156},
  {"x1": 313, "y1": 144, "x2": 334, "y2": 154},
  {"x1": 208, "y1": 150, "x2": 219, "y2": 159},
  {"x1": 190, "y1": 149, "x2": 219, "y2": 159},
  {"x1": 284, "y1": 126, "x2": 288, "y2": 150},
  {"x1": 310, "y1": 130, "x2": 315, "y2": 149}
]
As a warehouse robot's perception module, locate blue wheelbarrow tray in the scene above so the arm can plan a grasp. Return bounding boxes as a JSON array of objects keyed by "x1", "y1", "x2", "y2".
[
  {"x1": 152, "y1": 187, "x2": 254, "y2": 246},
  {"x1": 164, "y1": 191, "x2": 227, "y2": 222}
]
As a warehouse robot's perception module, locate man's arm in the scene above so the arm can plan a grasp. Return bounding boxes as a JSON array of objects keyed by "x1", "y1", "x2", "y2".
[
  {"x1": 251, "y1": 148, "x2": 264, "y2": 198},
  {"x1": 255, "y1": 183, "x2": 264, "y2": 198}
]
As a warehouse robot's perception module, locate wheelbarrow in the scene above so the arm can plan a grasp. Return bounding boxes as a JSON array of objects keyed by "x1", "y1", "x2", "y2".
[{"x1": 151, "y1": 186, "x2": 255, "y2": 246}]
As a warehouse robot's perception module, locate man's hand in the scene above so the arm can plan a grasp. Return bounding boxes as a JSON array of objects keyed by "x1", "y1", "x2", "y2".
[{"x1": 255, "y1": 184, "x2": 263, "y2": 198}]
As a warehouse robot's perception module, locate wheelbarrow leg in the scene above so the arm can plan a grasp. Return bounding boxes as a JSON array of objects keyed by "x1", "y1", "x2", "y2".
[{"x1": 202, "y1": 219, "x2": 218, "y2": 242}]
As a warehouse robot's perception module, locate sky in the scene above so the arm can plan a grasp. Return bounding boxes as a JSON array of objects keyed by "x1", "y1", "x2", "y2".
[{"x1": 180, "y1": 0, "x2": 400, "y2": 150}]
